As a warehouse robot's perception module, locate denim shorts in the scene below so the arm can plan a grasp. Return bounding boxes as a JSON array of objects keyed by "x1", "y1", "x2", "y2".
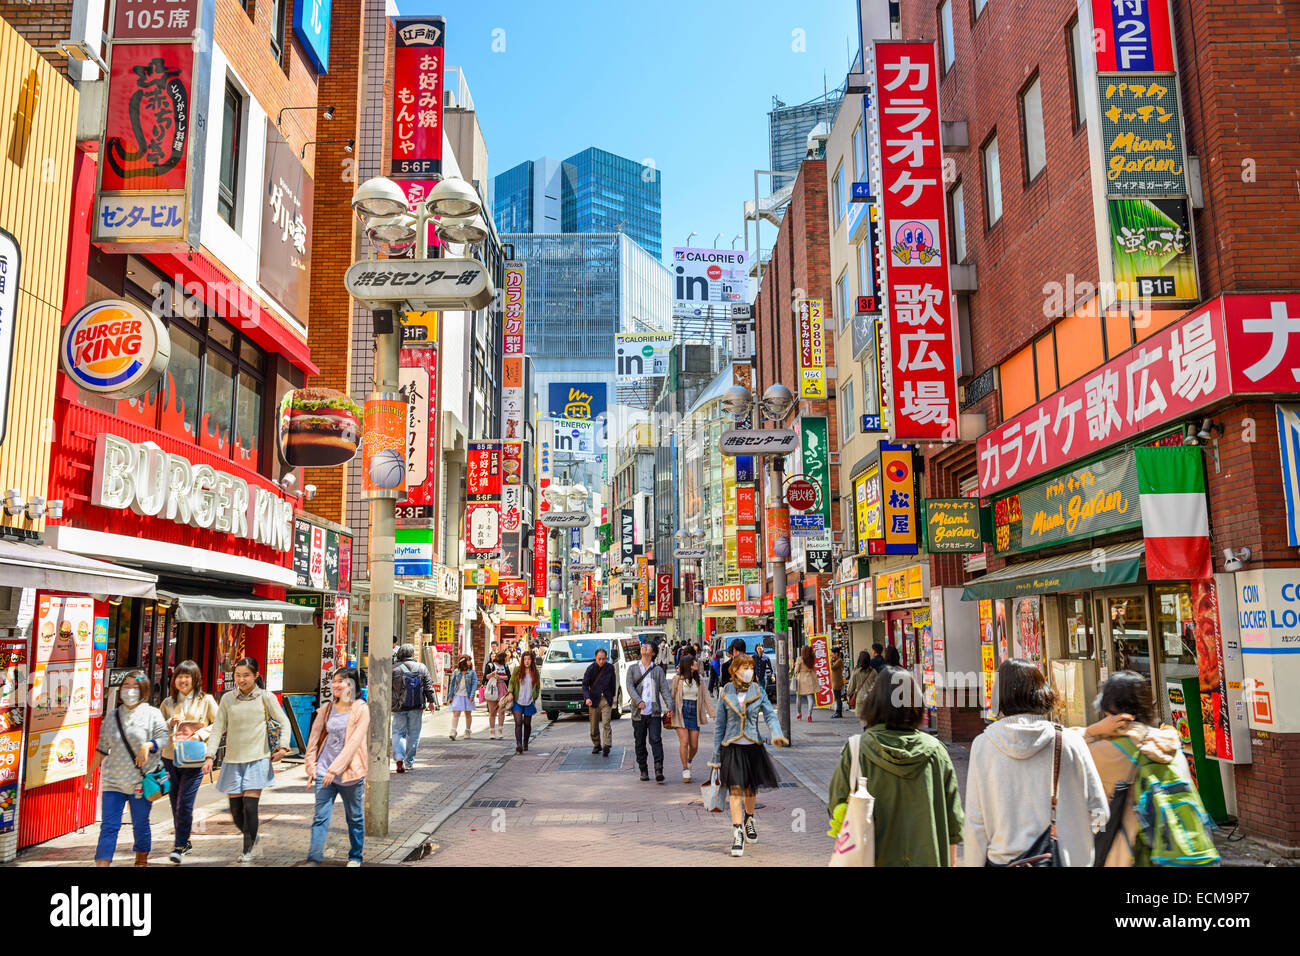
[
  {"x1": 216, "y1": 757, "x2": 274, "y2": 794},
  {"x1": 681, "y1": 699, "x2": 699, "y2": 731}
]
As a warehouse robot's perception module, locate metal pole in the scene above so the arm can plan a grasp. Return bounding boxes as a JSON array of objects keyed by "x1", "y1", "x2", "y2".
[
  {"x1": 769, "y1": 455, "x2": 792, "y2": 741},
  {"x1": 365, "y1": 303, "x2": 401, "y2": 837}
]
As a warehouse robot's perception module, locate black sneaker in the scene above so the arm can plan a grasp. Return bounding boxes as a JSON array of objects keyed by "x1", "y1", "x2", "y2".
[
  {"x1": 179, "y1": 841, "x2": 193, "y2": 856},
  {"x1": 730, "y1": 825, "x2": 745, "y2": 857},
  {"x1": 744, "y1": 814, "x2": 758, "y2": 844},
  {"x1": 602, "y1": 746, "x2": 611, "y2": 758},
  {"x1": 168, "y1": 847, "x2": 183, "y2": 865},
  {"x1": 591, "y1": 745, "x2": 601, "y2": 754},
  {"x1": 655, "y1": 769, "x2": 665, "y2": 784},
  {"x1": 516, "y1": 746, "x2": 523, "y2": 754},
  {"x1": 639, "y1": 768, "x2": 650, "y2": 781}
]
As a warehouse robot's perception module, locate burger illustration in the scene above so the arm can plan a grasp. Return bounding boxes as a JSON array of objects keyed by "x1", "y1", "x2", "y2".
[
  {"x1": 57, "y1": 621, "x2": 73, "y2": 645},
  {"x1": 55, "y1": 737, "x2": 76, "y2": 765},
  {"x1": 76, "y1": 621, "x2": 90, "y2": 642},
  {"x1": 40, "y1": 621, "x2": 55, "y2": 643},
  {"x1": 277, "y1": 387, "x2": 362, "y2": 468}
]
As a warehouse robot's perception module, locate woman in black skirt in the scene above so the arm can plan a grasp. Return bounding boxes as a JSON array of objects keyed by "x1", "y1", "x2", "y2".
[{"x1": 707, "y1": 652, "x2": 790, "y2": 858}]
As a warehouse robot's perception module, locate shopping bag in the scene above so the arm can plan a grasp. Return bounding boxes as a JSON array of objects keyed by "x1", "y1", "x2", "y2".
[
  {"x1": 701, "y1": 768, "x2": 725, "y2": 813},
  {"x1": 828, "y1": 733, "x2": 875, "y2": 867}
]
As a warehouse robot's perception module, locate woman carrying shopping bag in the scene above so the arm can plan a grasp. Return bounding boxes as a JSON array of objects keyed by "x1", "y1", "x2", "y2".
[
  {"x1": 483, "y1": 652, "x2": 511, "y2": 740},
  {"x1": 826, "y1": 667, "x2": 964, "y2": 866},
  {"x1": 158, "y1": 660, "x2": 218, "y2": 864},
  {"x1": 447, "y1": 656, "x2": 478, "y2": 740},
  {"x1": 84, "y1": 671, "x2": 170, "y2": 866}
]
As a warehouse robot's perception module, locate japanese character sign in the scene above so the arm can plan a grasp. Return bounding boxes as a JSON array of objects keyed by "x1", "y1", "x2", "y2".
[
  {"x1": 259, "y1": 121, "x2": 314, "y2": 323},
  {"x1": 873, "y1": 41, "x2": 958, "y2": 441},
  {"x1": 392, "y1": 18, "x2": 445, "y2": 177}
]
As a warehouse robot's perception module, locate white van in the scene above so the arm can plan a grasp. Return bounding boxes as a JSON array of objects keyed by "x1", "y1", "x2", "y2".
[{"x1": 540, "y1": 634, "x2": 641, "y2": 722}]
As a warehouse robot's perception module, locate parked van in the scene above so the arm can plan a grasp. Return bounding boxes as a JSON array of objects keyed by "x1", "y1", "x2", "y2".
[{"x1": 540, "y1": 634, "x2": 638, "y2": 722}]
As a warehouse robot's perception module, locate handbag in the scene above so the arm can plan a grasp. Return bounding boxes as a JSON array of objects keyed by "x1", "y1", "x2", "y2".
[
  {"x1": 261, "y1": 692, "x2": 282, "y2": 755},
  {"x1": 987, "y1": 724, "x2": 1063, "y2": 867},
  {"x1": 484, "y1": 672, "x2": 501, "y2": 702},
  {"x1": 700, "y1": 768, "x2": 725, "y2": 813},
  {"x1": 171, "y1": 698, "x2": 208, "y2": 768},
  {"x1": 829, "y1": 733, "x2": 876, "y2": 867},
  {"x1": 115, "y1": 707, "x2": 170, "y2": 803}
]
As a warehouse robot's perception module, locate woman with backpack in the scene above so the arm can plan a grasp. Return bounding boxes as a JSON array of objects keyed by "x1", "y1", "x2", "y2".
[
  {"x1": 1085, "y1": 671, "x2": 1219, "y2": 867},
  {"x1": 158, "y1": 660, "x2": 218, "y2": 864},
  {"x1": 447, "y1": 656, "x2": 478, "y2": 740},
  {"x1": 794, "y1": 645, "x2": 818, "y2": 721},
  {"x1": 845, "y1": 651, "x2": 878, "y2": 730},
  {"x1": 305, "y1": 667, "x2": 370, "y2": 866},
  {"x1": 826, "y1": 667, "x2": 965, "y2": 865},
  {"x1": 201, "y1": 657, "x2": 292, "y2": 863},
  {"x1": 483, "y1": 652, "x2": 512, "y2": 740},
  {"x1": 508, "y1": 649, "x2": 541, "y2": 753},
  {"x1": 962, "y1": 659, "x2": 1109, "y2": 866},
  {"x1": 84, "y1": 671, "x2": 169, "y2": 866}
]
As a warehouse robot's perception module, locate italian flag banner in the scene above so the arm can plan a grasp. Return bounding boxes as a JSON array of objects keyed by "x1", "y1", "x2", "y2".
[{"x1": 1134, "y1": 445, "x2": 1212, "y2": 580}]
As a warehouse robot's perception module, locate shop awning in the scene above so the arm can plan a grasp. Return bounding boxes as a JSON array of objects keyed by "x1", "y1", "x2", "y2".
[
  {"x1": 0, "y1": 539, "x2": 157, "y2": 598},
  {"x1": 158, "y1": 590, "x2": 315, "y2": 625},
  {"x1": 501, "y1": 612, "x2": 540, "y2": 627},
  {"x1": 961, "y1": 540, "x2": 1145, "y2": 602}
]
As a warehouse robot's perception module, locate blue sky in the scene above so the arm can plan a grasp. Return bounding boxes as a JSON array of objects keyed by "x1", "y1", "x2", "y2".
[{"x1": 399, "y1": 0, "x2": 860, "y2": 264}]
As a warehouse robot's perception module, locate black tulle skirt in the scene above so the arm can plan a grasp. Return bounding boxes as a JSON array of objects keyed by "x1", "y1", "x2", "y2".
[{"x1": 718, "y1": 743, "x2": 782, "y2": 791}]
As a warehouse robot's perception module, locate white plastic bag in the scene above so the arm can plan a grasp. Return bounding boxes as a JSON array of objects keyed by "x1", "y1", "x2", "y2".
[
  {"x1": 828, "y1": 733, "x2": 875, "y2": 867},
  {"x1": 701, "y1": 768, "x2": 725, "y2": 813}
]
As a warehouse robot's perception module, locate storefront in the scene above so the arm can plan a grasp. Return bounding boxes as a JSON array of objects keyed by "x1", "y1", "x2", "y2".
[
  {"x1": 875, "y1": 563, "x2": 930, "y2": 675},
  {"x1": 833, "y1": 572, "x2": 877, "y2": 662}
]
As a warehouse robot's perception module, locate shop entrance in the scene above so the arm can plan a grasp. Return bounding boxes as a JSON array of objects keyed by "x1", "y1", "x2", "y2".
[{"x1": 1097, "y1": 590, "x2": 1152, "y2": 687}]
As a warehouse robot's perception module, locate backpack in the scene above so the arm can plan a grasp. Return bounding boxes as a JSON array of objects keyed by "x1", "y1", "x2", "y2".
[
  {"x1": 393, "y1": 662, "x2": 424, "y2": 711},
  {"x1": 1119, "y1": 738, "x2": 1220, "y2": 867}
]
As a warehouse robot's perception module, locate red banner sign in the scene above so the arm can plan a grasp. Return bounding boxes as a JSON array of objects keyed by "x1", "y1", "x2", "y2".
[
  {"x1": 465, "y1": 502, "x2": 501, "y2": 555},
  {"x1": 706, "y1": 584, "x2": 744, "y2": 606},
  {"x1": 102, "y1": 43, "x2": 195, "y2": 192},
  {"x1": 466, "y1": 441, "x2": 501, "y2": 498},
  {"x1": 737, "y1": 600, "x2": 763, "y2": 616},
  {"x1": 737, "y1": 528, "x2": 758, "y2": 568},
  {"x1": 533, "y1": 523, "x2": 548, "y2": 598},
  {"x1": 391, "y1": 17, "x2": 445, "y2": 177},
  {"x1": 499, "y1": 577, "x2": 528, "y2": 611},
  {"x1": 765, "y1": 507, "x2": 790, "y2": 561},
  {"x1": 656, "y1": 572, "x2": 673, "y2": 617},
  {"x1": 875, "y1": 41, "x2": 959, "y2": 440},
  {"x1": 503, "y1": 264, "x2": 525, "y2": 355},
  {"x1": 1091, "y1": 0, "x2": 1175, "y2": 72},
  {"x1": 398, "y1": 347, "x2": 438, "y2": 507},
  {"x1": 736, "y1": 485, "x2": 757, "y2": 525}
]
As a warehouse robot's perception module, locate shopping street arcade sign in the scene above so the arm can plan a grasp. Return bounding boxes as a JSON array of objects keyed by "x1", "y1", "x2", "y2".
[
  {"x1": 345, "y1": 257, "x2": 494, "y2": 311},
  {"x1": 719, "y1": 429, "x2": 799, "y2": 456}
]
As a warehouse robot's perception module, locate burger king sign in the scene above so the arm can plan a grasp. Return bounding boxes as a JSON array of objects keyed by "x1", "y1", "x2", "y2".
[{"x1": 61, "y1": 299, "x2": 170, "y2": 398}]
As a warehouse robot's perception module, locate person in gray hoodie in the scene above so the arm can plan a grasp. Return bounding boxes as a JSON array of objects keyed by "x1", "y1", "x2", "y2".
[{"x1": 962, "y1": 659, "x2": 1109, "y2": 866}]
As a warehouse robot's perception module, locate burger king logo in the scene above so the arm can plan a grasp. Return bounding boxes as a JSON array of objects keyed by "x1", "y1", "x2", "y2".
[{"x1": 61, "y1": 299, "x2": 171, "y2": 398}]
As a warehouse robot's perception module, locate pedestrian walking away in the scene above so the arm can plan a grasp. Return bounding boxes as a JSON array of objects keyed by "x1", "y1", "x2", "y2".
[
  {"x1": 794, "y1": 645, "x2": 817, "y2": 721},
  {"x1": 158, "y1": 660, "x2": 218, "y2": 864},
  {"x1": 845, "y1": 651, "x2": 878, "y2": 730},
  {"x1": 508, "y1": 650, "x2": 541, "y2": 752},
  {"x1": 201, "y1": 657, "x2": 292, "y2": 863},
  {"x1": 670, "y1": 653, "x2": 714, "y2": 783},
  {"x1": 582, "y1": 646, "x2": 617, "y2": 755},
  {"x1": 709, "y1": 652, "x2": 789, "y2": 857},
  {"x1": 869, "y1": 644, "x2": 886, "y2": 672},
  {"x1": 1084, "y1": 671, "x2": 1219, "y2": 867},
  {"x1": 963, "y1": 659, "x2": 1109, "y2": 867},
  {"x1": 305, "y1": 667, "x2": 370, "y2": 866},
  {"x1": 483, "y1": 651, "x2": 512, "y2": 740},
  {"x1": 826, "y1": 667, "x2": 964, "y2": 866},
  {"x1": 626, "y1": 640, "x2": 670, "y2": 782},
  {"x1": 447, "y1": 655, "x2": 478, "y2": 740},
  {"x1": 830, "y1": 648, "x2": 846, "y2": 718},
  {"x1": 84, "y1": 670, "x2": 169, "y2": 866},
  {"x1": 392, "y1": 643, "x2": 438, "y2": 770}
]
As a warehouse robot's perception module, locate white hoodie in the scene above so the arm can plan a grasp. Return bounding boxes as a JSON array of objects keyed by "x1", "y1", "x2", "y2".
[{"x1": 962, "y1": 715, "x2": 1109, "y2": 866}]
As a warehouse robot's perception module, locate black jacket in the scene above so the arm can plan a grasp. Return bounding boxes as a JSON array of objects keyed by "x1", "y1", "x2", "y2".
[
  {"x1": 869, "y1": 655, "x2": 886, "y2": 673},
  {"x1": 582, "y1": 662, "x2": 617, "y2": 705}
]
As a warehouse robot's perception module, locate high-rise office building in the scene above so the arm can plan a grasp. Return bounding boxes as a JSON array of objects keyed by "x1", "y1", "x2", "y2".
[
  {"x1": 492, "y1": 147, "x2": 662, "y2": 260},
  {"x1": 769, "y1": 89, "x2": 844, "y2": 187}
]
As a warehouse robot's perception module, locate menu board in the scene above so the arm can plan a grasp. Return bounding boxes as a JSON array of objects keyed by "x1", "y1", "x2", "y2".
[
  {"x1": 325, "y1": 530, "x2": 341, "y2": 592},
  {"x1": 25, "y1": 596, "x2": 94, "y2": 788},
  {"x1": 293, "y1": 519, "x2": 312, "y2": 587},
  {"x1": 0, "y1": 637, "x2": 27, "y2": 832}
]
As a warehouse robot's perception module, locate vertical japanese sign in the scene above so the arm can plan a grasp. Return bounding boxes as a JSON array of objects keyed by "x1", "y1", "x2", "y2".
[
  {"x1": 797, "y1": 299, "x2": 827, "y2": 399},
  {"x1": 500, "y1": 441, "x2": 524, "y2": 573},
  {"x1": 0, "y1": 636, "x2": 26, "y2": 831},
  {"x1": 533, "y1": 522, "x2": 548, "y2": 598},
  {"x1": 801, "y1": 417, "x2": 833, "y2": 531},
  {"x1": 873, "y1": 40, "x2": 959, "y2": 440},
  {"x1": 502, "y1": 261, "x2": 526, "y2": 439},
  {"x1": 466, "y1": 441, "x2": 502, "y2": 557},
  {"x1": 391, "y1": 17, "x2": 445, "y2": 177},
  {"x1": 25, "y1": 597, "x2": 94, "y2": 787},
  {"x1": 258, "y1": 121, "x2": 314, "y2": 324},
  {"x1": 656, "y1": 572, "x2": 674, "y2": 618},
  {"x1": 637, "y1": 555, "x2": 650, "y2": 613},
  {"x1": 736, "y1": 486, "x2": 757, "y2": 525},
  {"x1": 880, "y1": 443, "x2": 919, "y2": 554},
  {"x1": 95, "y1": 0, "x2": 214, "y2": 248},
  {"x1": 810, "y1": 634, "x2": 833, "y2": 708},
  {"x1": 0, "y1": 229, "x2": 18, "y2": 446},
  {"x1": 737, "y1": 529, "x2": 758, "y2": 568},
  {"x1": 397, "y1": 347, "x2": 439, "y2": 511}
]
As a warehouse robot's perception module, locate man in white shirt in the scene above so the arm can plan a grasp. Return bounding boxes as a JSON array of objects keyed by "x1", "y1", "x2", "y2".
[{"x1": 626, "y1": 640, "x2": 668, "y2": 783}]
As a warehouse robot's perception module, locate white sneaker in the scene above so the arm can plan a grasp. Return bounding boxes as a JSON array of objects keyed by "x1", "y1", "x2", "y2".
[
  {"x1": 346, "y1": 860, "x2": 361, "y2": 868},
  {"x1": 464, "y1": 729, "x2": 472, "y2": 739},
  {"x1": 449, "y1": 731, "x2": 457, "y2": 740},
  {"x1": 730, "y1": 826, "x2": 745, "y2": 857},
  {"x1": 682, "y1": 768, "x2": 692, "y2": 783}
]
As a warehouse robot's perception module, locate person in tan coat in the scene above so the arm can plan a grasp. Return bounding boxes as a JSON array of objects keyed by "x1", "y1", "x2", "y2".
[
  {"x1": 304, "y1": 667, "x2": 370, "y2": 866},
  {"x1": 845, "y1": 650, "x2": 878, "y2": 729},
  {"x1": 830, "y1": 648, "x2": 846, "y2": 718},
  {"x1": 794, "y1": 646, "x2": 818, "y2": 721},
  {"x1": 670, "y1": 653, "x2": 716, "y2": 783},
  {"x1": 1084, "y1": 671, "x2": 1194, "y2": 867}
]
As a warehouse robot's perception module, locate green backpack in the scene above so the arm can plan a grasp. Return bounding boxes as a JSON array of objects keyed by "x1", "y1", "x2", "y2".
[{"x1": 1115, "y1": 738, "x2": 1220, "y2": 867}]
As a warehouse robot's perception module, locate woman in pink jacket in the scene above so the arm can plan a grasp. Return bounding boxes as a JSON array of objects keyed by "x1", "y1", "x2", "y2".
[{"x1": 305, "y1": 667, "x2": 370, "y2": 866}]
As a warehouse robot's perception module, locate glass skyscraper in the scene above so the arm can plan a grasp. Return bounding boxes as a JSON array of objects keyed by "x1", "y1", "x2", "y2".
[{"x1": 492, "y1": 147, "x2": 662, "y2": 260}]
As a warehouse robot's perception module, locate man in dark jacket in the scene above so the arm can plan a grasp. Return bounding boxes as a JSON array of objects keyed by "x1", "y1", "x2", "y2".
[
  {"x1": 718, "y1": 638, "x2": 749, "y2": 686},
  {"x1": 392, "y1": 643, "x2": 438, "y2": 773},
  {"x1": 583, "y1": 645, "x2": 617, "y2": 756},
  {"x1": 869, "y1": 643, "x2": 886, "y2": 672},
  {"x1": 752, "y1": 643, "x2": 774, "y2": 701}
]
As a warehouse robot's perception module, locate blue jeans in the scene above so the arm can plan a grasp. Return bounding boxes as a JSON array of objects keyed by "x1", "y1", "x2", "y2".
[
  {"x1": 308, "y1": 773, "x2": 365, "y2": 863},
  {"x1": 392, "y1": 709, "x2": 423, "y2": 764},
  {"x1": 96, "y1": 789, "x2": 153, "y2": 860},
  {"x1": 163, "y1": 757, "x2": 204, "y2": 847}
]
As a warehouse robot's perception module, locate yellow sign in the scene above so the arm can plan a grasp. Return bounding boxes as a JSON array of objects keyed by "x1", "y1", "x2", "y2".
[
  {"x1": 880, "y1": 444, "x2": 918, "y2": 553},
  {"x1": 436, "y1": 619, "x2": 452, "y2": 643},
  {"x1": 855, "y1": 473, "x2": 870, "y2": 555},
  {"x1": 402, "y1": 310, "x2": 439, "y2": 345},
  {"x1": 798, "y1": 299, "x2": 827, "y2": 399},
  {"x1": 876, "y1": 564, "x2": 924, "y2": 605},
  {"x1": 636, "y1": 555, "x2": 649, "y2": 612}
]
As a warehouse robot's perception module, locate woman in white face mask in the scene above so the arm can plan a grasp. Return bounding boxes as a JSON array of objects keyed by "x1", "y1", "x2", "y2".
[
  {"x1": 84, "y1": 671, "x2": 170, "y2": 866},
  {"x1": 707, "y1": 653, "x2": 789, "y2": 858}
]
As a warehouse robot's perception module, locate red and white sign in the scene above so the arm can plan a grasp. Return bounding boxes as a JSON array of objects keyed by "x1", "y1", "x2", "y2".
[
  {"x1": 785, "y1": 479, "x2": 818, "y2": 511},
  {"x1": 465, "y1": 502, "x2": 501, "y2": 555},
  {"x1": 499, "y1": 577, "x2": 528, "y2": 610},
  {"x1": 466, "y1": 442, "x2": 501, "y2": 497},
  {"x1": 874, "y1": 40, "x2": 959, "y2": 440},
  {"x1": 706, "y1": 584, "x2": 745, "y2": 606},
  {"x1": 398, "y1": 347, "x2": 439, "y2": 507},
  {"x1": 810, "y1": 634, "x2": 834, "y2": 708},
  {"x1": 974, "y1": 295, "x2": 1300, "y2": 496},
  {"x1": 503, "y1": 264, "x2": 525, "y2": 355},
  {"x1": 1091, "y1": 0, "x2": 1175, "y2": 72},
  {"x1": 737, "y1": 600, "x2": 763, "y2": 616},
  {"x1": 737, "y1": 528, "x2": 758, "y2": 568},
  {"x1": 656, "y1": 572, "x2": 674, "y2": 617},
  {"x1": 736, "y1": 486, "x2": 757, "y2": 525},
  {"x1": 310, "y1": 525, "x2": 326, "y2": 589},
  {"x1": 391, "y1": 18, "x2": 445, "y2": 177}
]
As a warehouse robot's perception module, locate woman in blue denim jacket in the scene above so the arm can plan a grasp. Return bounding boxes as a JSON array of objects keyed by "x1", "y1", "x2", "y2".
[{"x1": 707, "y1": 653, "x2": 790, "y2": 858}]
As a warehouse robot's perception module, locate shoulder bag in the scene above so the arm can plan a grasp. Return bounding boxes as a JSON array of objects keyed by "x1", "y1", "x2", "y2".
[
  {"x1": 261, "y1": 692, "x2": 283, "y2": 757},
  {"x1": 828, "y1": 733, "x2": 876, "y2": 867},
  {"x1": 987, "y1": 724, "x2": 1062, "y2": 867},
  {"x1": 116, "y1": 707, "x2": 170, "y2": 802},
  {"x1": 171, "y1": 696, "x2": 208, "y2": 768}
]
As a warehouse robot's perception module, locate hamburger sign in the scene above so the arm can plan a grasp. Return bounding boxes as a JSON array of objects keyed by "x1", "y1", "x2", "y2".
[{"x1": 61, "y1": 299, "x2": 170, "y2": 398}]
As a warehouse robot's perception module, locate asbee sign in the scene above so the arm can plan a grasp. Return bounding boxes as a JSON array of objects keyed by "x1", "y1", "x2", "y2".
[{"x1": 61, "y1": 300, "x2": 171, "y2": 398}]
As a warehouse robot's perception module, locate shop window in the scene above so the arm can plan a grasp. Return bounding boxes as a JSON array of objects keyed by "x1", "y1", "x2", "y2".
[
  {"x1": 201, "y1": 349, "x2": 236, "y2": 455},
  {"x1": 1061, "y1": 593, "x2": 1094, "y2": 659},
  {"x1": 162, "y1": 326, "x2": 202, "y2": 439},
  {"x1": 1009, "y1": 596, "x2": 1044, "y2": 668},
  {"x1": 1154, "y1": 585, "x2": 1199, "y2": 716},
  {"x1": 234, "y1": 371, "x2": 264, "y2": 464},
  {"x1": 1107, "y1": 595, "x2": 1152, "y2": 683}
]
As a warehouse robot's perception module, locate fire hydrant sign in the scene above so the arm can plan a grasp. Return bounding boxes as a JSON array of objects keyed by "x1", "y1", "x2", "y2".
[{"x1": 873, "y1": 40, "x2": 959, "y2": 441}]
